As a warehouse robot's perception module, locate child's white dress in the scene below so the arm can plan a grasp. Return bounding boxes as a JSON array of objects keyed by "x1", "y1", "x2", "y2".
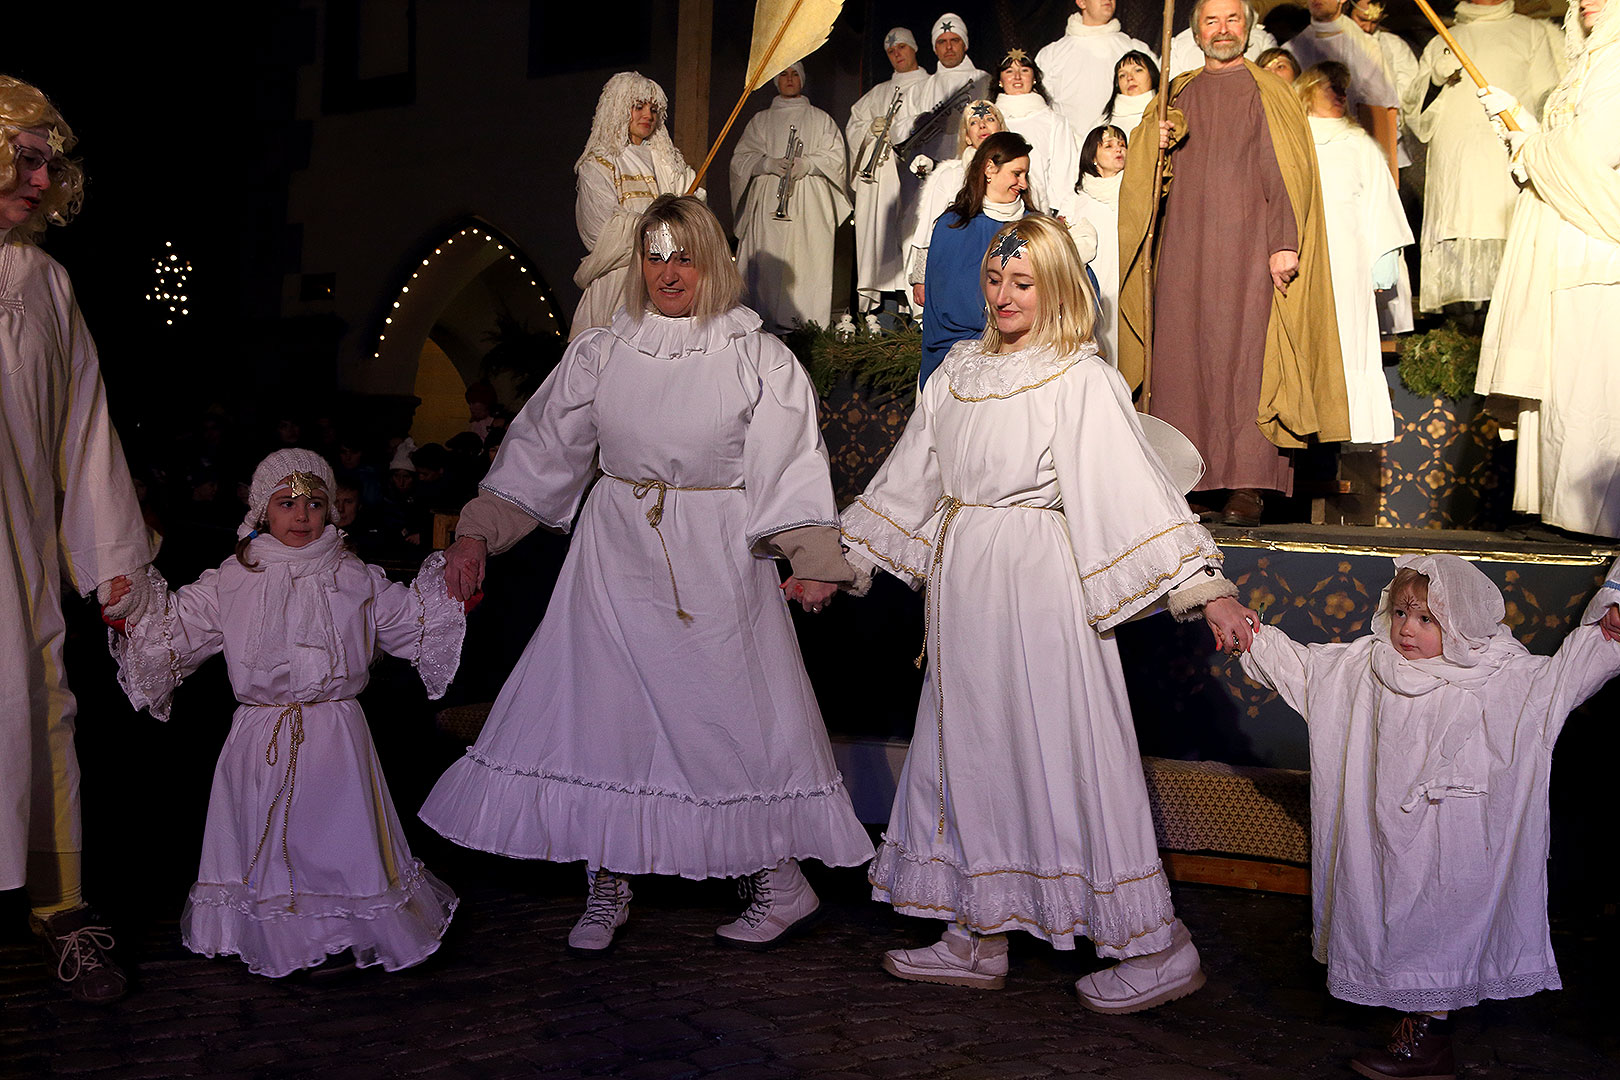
[
  {"x1": 112, "y1": 528, "x2": 465, "y2": 977},
  {"x1": 1240, "y1": 555, "x2": 1620, "y2": 1011}
]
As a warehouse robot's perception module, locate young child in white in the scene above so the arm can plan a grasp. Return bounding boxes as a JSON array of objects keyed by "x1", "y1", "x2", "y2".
[
  {"x1": 1238, "y1": 553, "x2": 1620, "y2": 1080},
  {"x1": 106, "y1": 449, "x2": 465, "y2": 977}
]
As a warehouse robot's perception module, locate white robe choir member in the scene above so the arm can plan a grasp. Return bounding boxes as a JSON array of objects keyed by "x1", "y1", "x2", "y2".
[
  {"x1": 111, "y1": 539, "x2": 464, "y2": 976},
  {"x1": 848, "y1": 59, "x2": 929, "y2": 309},
  {"x1": 572, "y1": 73, "x2": 697, "y2": 338},
  {"x1": 421, "y1": 305, "x2": 873, "y2": 878},
  {"x1": 1405, "y1": 1, "x2": 1564, "y2": 311},
  {"x1": 1037, "y1": 12, "x2": 1156, "y2": 137},
  {"x1": 0, "y1": 239, "x2": 156, "y2": 894},
  {"x1": 842, "y1": 337, "x2": 1226, "y2": 959},
  {"x1": 996, "y1": 92, "x2": 1080, "y2": 213},
  {"x1": 1241, "y1": 555, "x2": 1620, "y2": 1011},
  {"x1": 898, "y1": 15, "x2": 992, "y2": 169},
  {"x1": 1477, "y1": 2, "x2": 1620, "y2": 538},
  {"x1": 1167, "y1": 23, "x2": 1277, "y2": 77},
  {"x1": 1054, "y1": 172, "x2": 1124, "y2": 362},
  {"x1": 1311, "y1": 114, "x2": 1411, "y2": 445},
  {"x1": 906, "y1": 147, "x2": 971, "y2": 285},
  {"x1": 1286, "y1": 15, "x2": 1399, "y2": 119},
  {"x1": 731, "y1": 80, "x2": 852, "y2": 333}
]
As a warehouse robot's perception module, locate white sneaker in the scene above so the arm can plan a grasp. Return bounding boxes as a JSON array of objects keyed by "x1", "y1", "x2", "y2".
[
  {"x1": 1075, "y1": 919, "x2": 1204, "y2": 1013},
  {"x1": 882, "y1": 926, "x2": 1008, "y2": 989},
  {"x1": 714, "y1": 859, "x2": 820, "y2": 949},
  {"x1": 567, "y1": 869, "x2": 631, "y2": 955}
]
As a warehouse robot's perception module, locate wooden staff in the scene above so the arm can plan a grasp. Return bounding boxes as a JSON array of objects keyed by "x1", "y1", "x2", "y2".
[
  {"x1": 687, "y1": 0, "x2": 807, "y2": 194},
  {"x1": 1138, "y1": 0, "x2": 1178, "y2": 414},
  {"x1": 1412, "y1": 0, "x2": 1521, "y2": 131}
]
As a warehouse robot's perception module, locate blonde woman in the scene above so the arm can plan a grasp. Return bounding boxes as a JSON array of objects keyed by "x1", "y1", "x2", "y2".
[
  {"x1": 424, "y1": 196, "x2": 871, "y2": 955},
  {"x1": 826, "y1": 215, "x2": 1255, "y2": 1010}
]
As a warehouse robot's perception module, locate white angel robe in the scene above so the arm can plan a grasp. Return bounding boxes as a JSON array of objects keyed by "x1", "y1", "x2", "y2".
[
  {"x1": 731, "y1": 95, "x2": 852, "y2": 333},
  {"x1": 1037, "y1": 16, "x2": 1157, "y2": 137},
  {"x1": 111, "y1": 534, "x2": 464, "y2": 976},
  {"x1": 1240, "y1": 564, "x2": 1620, "y2": 1011},
  {"x1": 0, "y1": 239, "x2": 156, "y2": 891},
  {"x1": 905, "y1": 149, "x2": 970, "y2": 285},
  {"x1": 1287, "y1": 15, "x2": 1399, "y2": 116},
  {"x1": 420, "y1": 307, "x2": 872, "y2": 878},
  {"x1": 1405, "y1": 2, "x2": 1564, "y2": 311},
  {"x1": 995, "y1": 92, "x2": 1081, "y2": 213},
  {"x1": 897, "y1": 60, "x2": 992, "y2": 168},
  {"x1": 848, "y1": 67, "x2": 930, "y2": 308},
  {"x1": 1054, "y1": 172, "x2": 1124, "y2": 363},
  {"x1": 1477, "y1": 6, "x2": 1620, "y2": 538},
  {"x1": 572, "y1": 142, "x2": 696, "y2": 337},
  {"x1": 1166, "y1": 23, "x2": 1278, "y2": 78},
  {"x1": 842, "y1": 340, "x2": 1224, "y2": 958},
  {"x1": 1101, "y1": 91, "x2": 1153, "y2": 139},
  {"x1": 1311, "y1": 115, "x2": 1412, "y2": 445}
]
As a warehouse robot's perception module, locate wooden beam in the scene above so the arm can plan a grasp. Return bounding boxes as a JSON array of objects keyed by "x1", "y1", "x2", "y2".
[
  {"x1": 673, "y1": 0, "x2": 714, "y2": 168},
  {"x1": 1164, "y1": 852, "x2": 1310, "y2": 895}
]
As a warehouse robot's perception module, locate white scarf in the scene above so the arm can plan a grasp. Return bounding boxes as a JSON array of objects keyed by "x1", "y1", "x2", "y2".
[
  {"x1": 1065, "y1": 14, "x2": 1121, "y2": 37},
  {"x1": 995, "y1": 92, "x2": 1049, "y2": 120},
  {"x1": 1081, "y1": 171, "x2": 1123, "y2": 208},
  {"x1": 983, "y1": 198, "x2": 1023, "y2": 222},
  {"x1": 242, "y1": 526, "x2": 351, "y2": 701}
]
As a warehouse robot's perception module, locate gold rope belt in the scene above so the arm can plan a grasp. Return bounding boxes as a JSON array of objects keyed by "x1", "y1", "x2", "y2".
[
  {"x1": 243, "y1": 703, "x2": 307, "y2": 911},
  {"x1": 602, "y1": 472, "x2": 745, "y2": 622},
  {"x1": 916, "y1": 497, "x2": 1063, "y2": 836}
]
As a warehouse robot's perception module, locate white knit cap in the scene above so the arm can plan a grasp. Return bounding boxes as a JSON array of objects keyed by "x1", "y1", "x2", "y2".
[
  {"x1": 241, "y1": 448, "x2": 337, "y2": 539},
  {"x1": 389, "y1": 438, "x2": 417, "y2": 472},
  {"x1": 779, "y1": 61, "x2": 807, "y2": 88},
  {"x1": 932, "y1": 13, "x2": 968, "y2": 50},
  {"x1": 884, "y1": 27, "x2": 918, "y2": 51}
]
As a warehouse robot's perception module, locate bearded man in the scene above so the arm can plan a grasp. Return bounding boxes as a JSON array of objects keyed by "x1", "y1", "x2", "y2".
[{"x1": 1118, "y1": 0, "x2": 1347, "y2": 525}]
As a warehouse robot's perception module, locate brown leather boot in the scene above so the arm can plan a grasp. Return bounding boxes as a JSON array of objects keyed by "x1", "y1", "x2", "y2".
[
  {"x1": 1350, "y1": 1013, "x2": 1455, "y2": 1080},
  {"x1": 1221, "y1": 488, "x2": 1264, "y2": 527}
]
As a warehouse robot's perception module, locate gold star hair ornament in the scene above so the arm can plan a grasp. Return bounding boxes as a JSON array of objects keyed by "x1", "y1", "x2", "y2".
[
  {"x1": 46, "y1": 127, "x2": 65, "y2": 154},
  {"x1": 278, "y1": 471, "x2": 328, "y2": 499},
  {"x1": 990, "y1": 228, "x2": 1029, "y2": 268},
  {"x1": 1353, "y1": 0, "x2": 1385, "y2": 18},
  {"x1": 646, "y1": 221, "x2": 681, "y2": 261},
  {"x1": 1003, "y1": 48, "x2": 1030, "y2": 65},
  {"x1": 969, "y1": 100, "x2": 996, "y2": 119}
]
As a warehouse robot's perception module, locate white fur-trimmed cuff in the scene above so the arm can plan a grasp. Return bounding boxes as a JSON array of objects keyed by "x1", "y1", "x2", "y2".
[{"x1": 1165, "y1": 569, "x2": 1238, "y2": 622}]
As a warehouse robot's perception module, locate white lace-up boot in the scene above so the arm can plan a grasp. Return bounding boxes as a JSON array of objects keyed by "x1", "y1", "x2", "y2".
[
  {"x1": 1074, "y1": 918, "x2": 1205, "y2": 1013},
  {"x1": 713, "y1": 858, "x2": 820, "y2": 949},
  {"x1": 882, "y1": 925, "x2": 1009, "y2": 989},
  {"x1": 567, "y1": 869, "x2": 632, "y2": 955}
]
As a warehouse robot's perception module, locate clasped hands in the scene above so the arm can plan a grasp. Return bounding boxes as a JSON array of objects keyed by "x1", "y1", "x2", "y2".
[
  {"x1": 781, "y1": 575, "x2": 837, "y2": 614},
  {"x1": 1204, "y1": 596, "x2": 1261, "y2": 658}
]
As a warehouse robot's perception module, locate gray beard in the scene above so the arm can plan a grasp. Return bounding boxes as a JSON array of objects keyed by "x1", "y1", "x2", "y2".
[{"x1": 1200, "y1": 35, "x2": 1245, "y2": 61}]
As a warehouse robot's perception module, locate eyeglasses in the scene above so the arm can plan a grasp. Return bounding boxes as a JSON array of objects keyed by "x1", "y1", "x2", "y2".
[{"x1": 11, "y1": 144, "x2": 62, "y2": 177}]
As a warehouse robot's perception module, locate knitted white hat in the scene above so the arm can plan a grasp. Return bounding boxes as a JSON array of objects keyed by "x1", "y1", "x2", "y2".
[
  {"x1": 389, "y1": 438, "x2": 418, "y2": 472},
  {"x1": 779, "y1": 60, "x2": 807, "y2": 88},
  {"x1": 240, "y1": 448, "x2": 337, "y2": 539},
  {"x1": 931, "y1": 13, "x2": 968, "y2": 50},
  {"x1": 884, "y1": 27, "x2": 918, "y2": 51}
]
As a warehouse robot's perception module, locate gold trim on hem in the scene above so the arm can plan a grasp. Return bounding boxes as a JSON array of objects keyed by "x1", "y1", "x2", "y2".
[
  {"x1": 1213, "y1": 533, "x2": 1620, "y2": 566},
  {"x1": 852, "y1": 497, "x2": 934, "y2": 547}
]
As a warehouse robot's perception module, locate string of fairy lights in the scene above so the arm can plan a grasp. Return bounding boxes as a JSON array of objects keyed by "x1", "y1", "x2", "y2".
[
  {"x1": 145, "y1": 240, "x2": 191, "y2": 325},
  {"x1": 373, "y1": 226, "x2": 560, "y2": 360}
]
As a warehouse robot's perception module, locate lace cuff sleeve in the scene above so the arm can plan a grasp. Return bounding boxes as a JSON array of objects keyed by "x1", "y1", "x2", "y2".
[
  {"x1": 840, "y1": 496, "x2": 934, "y2": 589},
  {"x1": 409, "y1": 552, "x2": 467, "y2": 700},
  {"x1": 109, "y1": 566, "x2": 184, "y2": 721}
]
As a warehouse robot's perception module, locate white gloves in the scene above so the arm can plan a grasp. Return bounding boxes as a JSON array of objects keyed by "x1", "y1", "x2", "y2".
[
  {"x1": 762, "y1": 156, "x2": 790, "y2": 178},
  {"x1": 870, "y1": 115, "x2": 891, "y2": 138},
  {"x1": 909, "y1": 154, "x2": 934, "y2": 177},
  {"x1": 1478, "y1": 85, "x2": 1538, "y2": 163},
  {"x1": 789, "y1": 158, "x2": 810, "y2": 181},
  {"x1": 98, "y1": 569, "x2": 152, "y2": 628}
]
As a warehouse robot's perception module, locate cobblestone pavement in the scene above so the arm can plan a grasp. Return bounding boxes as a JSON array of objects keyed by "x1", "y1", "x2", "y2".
[{"x1": 3, "y1": 849, "x2": 1616, "y2": 1080}]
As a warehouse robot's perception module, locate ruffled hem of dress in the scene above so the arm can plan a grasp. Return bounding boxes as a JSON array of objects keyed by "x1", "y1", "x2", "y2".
[
  {"x1": 841, "y1": 497, "x2": 934, "y2": 583},
  {"x1": 420, "y1": 753, "x2": 874, "y2": 879},
  {"x1": 868, "y1": 838, "x2": 1176, "y2": 957},
  {"x1": 1080, "y1": 518, "x2": 1220, "y2": 631},
  {"x1": 608, "y1": 305, "x2": 763, "y2": 358},
  {"x1": 180, "y1": 861, "x2": 457, "y2": 978},
  {"x1": 1326, "y1": 967, "x2": 1561, "y2": 1012},
  {"x1": 410, "y1": 552, "x2": 465, "y2": 700}
]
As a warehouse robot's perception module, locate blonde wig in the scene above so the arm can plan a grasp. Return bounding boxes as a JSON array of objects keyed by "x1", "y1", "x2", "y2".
[
  {"x1": 0, "y1": 76, "x2": 84, "y2": 245},
  {"x1": 979, "y1": 214, "x2": 1098, "y2": 355},
  {"x1": 1294, "y1": 60, "x2": 1350, "y2": 115},
  {"x1": 575, "y1": 71, "x2": 690, "y2": 181},
  {"x1": 622, "y1": 195, "x2": 743, "y2": 323},
  {"x1": 956, "y1": 99, "x2": 1006, "y2": 155}
]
